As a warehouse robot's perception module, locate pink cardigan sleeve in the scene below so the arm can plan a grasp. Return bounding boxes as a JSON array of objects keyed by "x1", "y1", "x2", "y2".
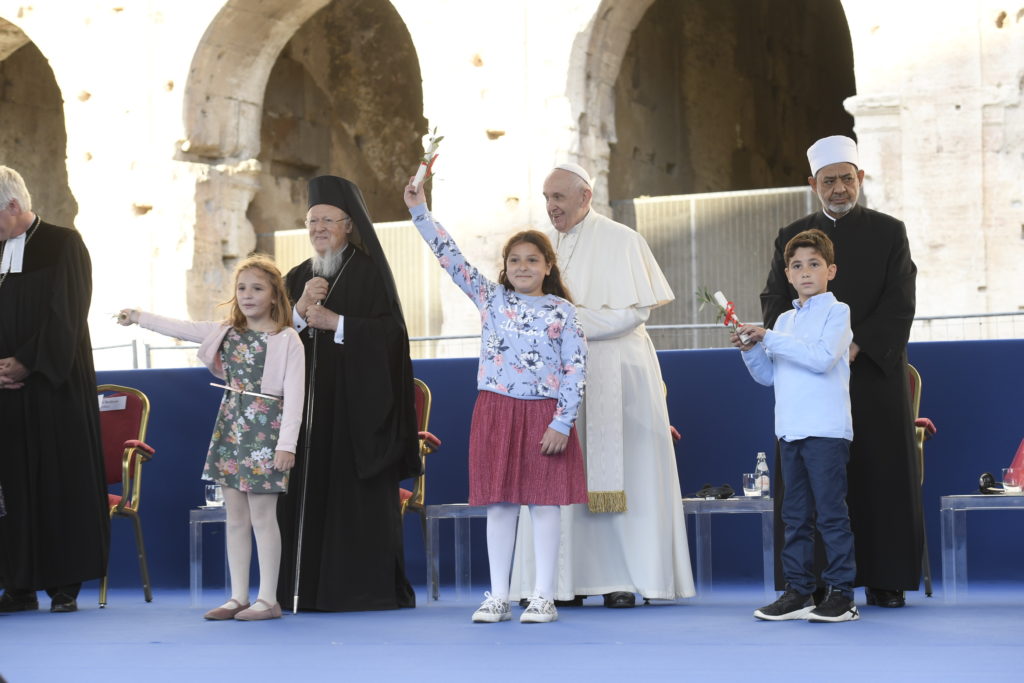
[
  {"x1": 137, "y1": 312, "x2": 223, "y2": 344},
  {"x1": 276, "y1": 328, "x2": 306, "y2": 454}
]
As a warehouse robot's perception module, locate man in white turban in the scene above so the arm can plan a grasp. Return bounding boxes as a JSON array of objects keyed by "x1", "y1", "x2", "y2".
[
  {"x1": 510, "y1": 163, "x2": 695, "y2": 607},
  {"x1": 761, "y1": 135, "x2": 921, "y2": 609}
]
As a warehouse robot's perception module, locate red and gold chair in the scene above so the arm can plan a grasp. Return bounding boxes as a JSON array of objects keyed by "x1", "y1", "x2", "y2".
[
  {"x1": 401, "y1": 379, "x2": 441, "y2": 540},
  {"x1": 97, "y1": 384, "x2": 156, "y2": 607},
  {"x1": 907, "y1": 364, "x2": 937, "y2": 597}
]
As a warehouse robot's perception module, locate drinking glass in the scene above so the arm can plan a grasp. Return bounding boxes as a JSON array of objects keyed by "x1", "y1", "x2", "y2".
[
  {"x1": 1002, "y1": 468, "x2": 1022, "y2": 494},
  {"x1": 742, "y1": 473, "x2": 760, "y2": 497},
  {"x1": 204, "y1": 483, "x2": 224, "y2": 507}
]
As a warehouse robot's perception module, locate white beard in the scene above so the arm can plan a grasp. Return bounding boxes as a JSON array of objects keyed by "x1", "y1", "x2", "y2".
[{"x1": 311, "y1": 245, "x2": 348, "y2": 277}]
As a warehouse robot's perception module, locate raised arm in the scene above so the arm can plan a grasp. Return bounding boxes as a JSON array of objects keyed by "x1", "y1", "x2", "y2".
[
  {"x1": 121, "y1": 309, "x2": 222, "y2": 344},
  {"x1": 404, "y1": 181, "x2": 496, "y2": 309}
]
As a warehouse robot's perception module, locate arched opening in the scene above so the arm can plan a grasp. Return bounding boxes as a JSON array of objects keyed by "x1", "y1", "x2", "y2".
[
  {"x1": 249, "y1": 0, "x2": 426, "y2": 254},
  {"x1": 609, "y1": 0, "x2": 855, "y2": 199},
  {"x1": 180, "y1": 0, "x2": 425, "y2": 319},
  {"x1": 0, "y1": 20, "x2": 76, "y2": 225}
]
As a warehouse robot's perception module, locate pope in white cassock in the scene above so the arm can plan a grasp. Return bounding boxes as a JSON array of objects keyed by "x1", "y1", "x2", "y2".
[{"x1": 510, "y1": 164, "x2": 695, "y2": 607}]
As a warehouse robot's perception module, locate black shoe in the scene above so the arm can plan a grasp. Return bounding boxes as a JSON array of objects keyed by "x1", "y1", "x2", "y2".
[
  {"x1": 753, "y1": 587, "x2": 814, "y2": 621},
  {"x1": 807, "y1": 587, "x2": 859, "y2": 622},
  {"x1": 602, "y1": 592, "x2": 636, "y2": 608},
  {"x1": 865, "y1": 587, "x2": 905, "y2": 608},
  {"x1": 49, "y1": 593, "x2": 78, "y2": 613},
  {"x1": 0, "y1": 590, "x2": 39, "y2": 613},
  {"x1": 555, "y1": 595, "x2": 586, "y2": 607}
]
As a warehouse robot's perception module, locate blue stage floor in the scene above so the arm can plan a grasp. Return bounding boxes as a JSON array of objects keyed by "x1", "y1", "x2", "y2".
[{"x1": 1, "y1": 583, "x2": 1019, "y2": 682}]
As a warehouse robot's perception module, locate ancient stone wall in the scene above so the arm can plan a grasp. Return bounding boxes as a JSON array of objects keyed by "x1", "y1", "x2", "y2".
[
  {"x1": 0, "y1": 37, "x2": 76, "y2": 225},
  {"x1": 609, "y1": 0, "x2": 855, "y2": 200},
  {"x1": 251, "y1": 0, "x2": 426, "y2": 255},
  {"x1": 0, "y1": 0, "x2": 1020, "y2": 364}
]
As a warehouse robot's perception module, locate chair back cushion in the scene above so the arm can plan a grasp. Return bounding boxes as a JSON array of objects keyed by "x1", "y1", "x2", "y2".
[
  {"x1": 413, "y1": 381, "x2": 427, "y2": 431},
  {"x1": 99, "y1": 391, "x2": 145, "y2": 485}
]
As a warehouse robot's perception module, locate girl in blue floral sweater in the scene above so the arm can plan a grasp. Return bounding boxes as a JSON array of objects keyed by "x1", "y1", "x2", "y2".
[{"x1": 404, "y1": 180, "x2": 587, "y2": 624}]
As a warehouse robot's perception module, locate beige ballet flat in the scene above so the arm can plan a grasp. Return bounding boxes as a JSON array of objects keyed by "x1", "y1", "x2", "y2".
[
  {"x1": 234, "y1": 599, "x2": 282, "y2": 621},
  {"x1": 203, "y1": 599, "x2": 250, "y2": 620}
]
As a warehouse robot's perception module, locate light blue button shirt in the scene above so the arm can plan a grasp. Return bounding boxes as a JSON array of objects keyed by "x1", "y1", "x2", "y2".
[{"x1": 742, "y1": 291, "x2": 853, "y2": 441}]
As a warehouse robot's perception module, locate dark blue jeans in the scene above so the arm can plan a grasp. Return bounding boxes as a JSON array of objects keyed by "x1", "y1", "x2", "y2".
[{"x1": 779, "y1": 436, "x2": 855, "y2": 598}]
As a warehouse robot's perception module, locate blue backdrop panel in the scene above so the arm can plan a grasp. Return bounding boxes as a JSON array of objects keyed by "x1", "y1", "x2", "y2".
[{"x1": 95, "y1": 339, "x2": 1024, "y2": 591}]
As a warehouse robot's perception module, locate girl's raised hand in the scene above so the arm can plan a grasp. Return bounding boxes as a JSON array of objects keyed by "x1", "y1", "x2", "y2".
[
  {"x1": 539, "y1": 427, "x2": 568, "y2": 455},
  {"x1": 117, "y1": 308, "x2": 139, "y2": 326},
  {"x1": 273, "y1": 450, "x2": 295, "y2": 472},
  {"x1": 404, "y1": 176, "x2": 426, "y2": 209}
]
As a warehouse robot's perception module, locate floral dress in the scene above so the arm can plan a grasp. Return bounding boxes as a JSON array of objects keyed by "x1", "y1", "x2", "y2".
[{"x1": 204, "y1": 329, "x2": 288, "y2": 493}]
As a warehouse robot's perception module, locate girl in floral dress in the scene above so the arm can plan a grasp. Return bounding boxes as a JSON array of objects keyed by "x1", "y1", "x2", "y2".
[
  {"x1": 404, "y1": 180, "x2": 587, "y2": 624},
  {"x1": 119, "y1": 255, "x2": 304, "y2": 621}
]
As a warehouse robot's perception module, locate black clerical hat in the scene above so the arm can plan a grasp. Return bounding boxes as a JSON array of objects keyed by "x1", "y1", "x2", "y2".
[{"x1": 308, "y1": 175, "x2": 354, "y2": 212}]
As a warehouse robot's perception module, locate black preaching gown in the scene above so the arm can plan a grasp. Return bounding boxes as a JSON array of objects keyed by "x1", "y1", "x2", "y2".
[
  {"x1": 278, "y1": 248, "x2": 418, "y2": 611},
  {"x1": 761, "y1": 204, "x2": 922, "y2": 592},
  {"x1": 0, "y1": 221, "x2": 109, "y2": 591}
]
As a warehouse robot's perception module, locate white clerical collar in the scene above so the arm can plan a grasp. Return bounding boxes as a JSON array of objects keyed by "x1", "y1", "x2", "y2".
[
  {"x1": 560, "y1": 209, "x2": 593, "y2": 238},
  {"x1": 1, "y1": 231, "x2": 27, "y2": 274}
]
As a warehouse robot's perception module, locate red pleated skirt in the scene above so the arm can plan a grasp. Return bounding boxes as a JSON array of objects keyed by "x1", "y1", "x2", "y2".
[{"x1": 468, "y1": 391, "x2": 588, "y2": 506}]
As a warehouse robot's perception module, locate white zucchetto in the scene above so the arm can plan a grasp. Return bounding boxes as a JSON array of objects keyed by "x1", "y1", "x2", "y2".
[{"x1": 554, "y1": 162, "x2": 593, "y2": 188}]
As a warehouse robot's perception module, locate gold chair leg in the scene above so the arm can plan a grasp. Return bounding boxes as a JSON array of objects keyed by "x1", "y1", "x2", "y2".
[
  {"x1": 922, "y1": 526, "x2": 933, "y2": 597},
  {"x1": 131, "y1": 513, "x2": 153, "y2": 602},
  {"x1": 99, "y1": 575, "x2": 109, "y2": 607}
]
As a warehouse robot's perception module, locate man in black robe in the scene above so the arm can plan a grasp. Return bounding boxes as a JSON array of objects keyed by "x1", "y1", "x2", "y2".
[
  {"x1": 277, "y1": 175, "x2": 420, "y2": 612},
  {"x1": 760, "y1": 136, "x2": 921, "y2": 608},
  {"x1": 0, "y1": 165, "x2": 109, "y2": 613}
]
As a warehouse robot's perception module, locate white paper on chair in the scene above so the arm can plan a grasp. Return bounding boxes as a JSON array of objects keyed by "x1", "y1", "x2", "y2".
[{"x1": 99, "y1": 395, "x2": 127, "y2": 411}]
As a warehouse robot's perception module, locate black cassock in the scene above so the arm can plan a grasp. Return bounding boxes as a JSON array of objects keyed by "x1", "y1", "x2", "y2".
[
  {"x1": 0, "y1": 222, "x2": 109, "y2": 591},
  {"x1": 277, "y1": 248, "x2": 420, "y2": 611},
  {"x1": 761, "y1": 204, "x2": 922, "y2": 591}
]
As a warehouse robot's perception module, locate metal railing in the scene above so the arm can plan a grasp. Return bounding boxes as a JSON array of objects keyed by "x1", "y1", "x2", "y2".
[{"x1": 94, "y1": 312, "x2": 1024, "y2": 369}]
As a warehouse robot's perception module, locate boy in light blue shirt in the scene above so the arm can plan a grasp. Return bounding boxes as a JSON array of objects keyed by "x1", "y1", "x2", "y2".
[{"x1": 732, "y1": 228, "x2": 858, "y2": 623}]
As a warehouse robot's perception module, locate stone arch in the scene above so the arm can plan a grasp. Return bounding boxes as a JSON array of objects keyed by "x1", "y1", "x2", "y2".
[
  {"x1": 571, "y1": 0, "x2": 855, "y2": 208},
  {"x1": 0, "y1": 17, "x2": 76, "y2": 225},
  {"x1": 179, "y1": 0, "x2": 424, "y2": 318},
  {"x1": 569, "y1": 0, "x2": 656, "y2": 213},
  {"x1": 608, "y1": 0, "x2": 855, "y2": 201},
  {"x1": 249, "y1": 0, "x2": 427, "y2": 253}
]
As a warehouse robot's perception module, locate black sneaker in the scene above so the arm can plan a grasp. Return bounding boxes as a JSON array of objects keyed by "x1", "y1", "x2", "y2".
[
  {"x1": 807, "y1": 587, "x2": 859, "y2": 623},
  {"x1": 753, "y1": 588, "x2": 814, "y2": 621}
]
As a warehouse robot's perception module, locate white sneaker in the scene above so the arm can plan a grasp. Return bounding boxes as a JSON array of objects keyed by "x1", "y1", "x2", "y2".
[
  {"x1": 520, "y1": 596, "x2": 558, "y2": 623},
  {"x1": 471, "y1": 592, "x2": 511, "y2": 623}
]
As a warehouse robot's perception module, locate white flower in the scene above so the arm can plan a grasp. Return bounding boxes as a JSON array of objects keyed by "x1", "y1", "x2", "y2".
[
  {"x1": 251, "y1": 447, "x2": 274, "y2": 462},
  {"x1": 518, "y1": 350, "x2": 543, "y2": 370}
]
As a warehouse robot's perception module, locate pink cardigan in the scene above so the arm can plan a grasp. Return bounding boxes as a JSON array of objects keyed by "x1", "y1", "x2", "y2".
[{"x1": 138, "y1": 312, "x2": 305, "y2": 453}]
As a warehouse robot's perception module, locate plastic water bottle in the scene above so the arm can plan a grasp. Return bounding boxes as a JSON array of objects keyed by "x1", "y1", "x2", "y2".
[{"x1": 755, "y1": 452, "x2": 770, "y2": 496}]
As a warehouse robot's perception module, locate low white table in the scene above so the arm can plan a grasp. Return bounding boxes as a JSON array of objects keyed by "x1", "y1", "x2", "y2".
[
  {"x1": 426, "y1": 499, "x2": 777, "y2": 603},
  {"x1": 940, "y1": 493, "x2": 1024, "y2": 604},
  {"x1": 681, "y1": 497, "x2": 775, "y2": 602},
  {"x1": 424, "y1": 503, "x2": 491, "y2": 602},
  {"x1": 188, "y1": 506, "x2": 229, "y2": 607}
]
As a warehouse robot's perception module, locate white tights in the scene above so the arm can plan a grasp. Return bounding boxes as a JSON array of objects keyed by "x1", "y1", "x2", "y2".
[
  {"x1": 222, "y1": 486, "x2": 281, "y2": 609},
  {"x1": 486, "y1": 503, "x2": 560, "y2": 601}
]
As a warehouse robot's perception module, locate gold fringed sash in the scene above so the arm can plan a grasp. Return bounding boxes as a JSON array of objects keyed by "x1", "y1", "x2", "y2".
[
  {"x1": 587, "y1": 490, "x2": 627, "y2": 513},
  {"x1": 582, "y1": 342, "x2": 626, "y2": 513}
]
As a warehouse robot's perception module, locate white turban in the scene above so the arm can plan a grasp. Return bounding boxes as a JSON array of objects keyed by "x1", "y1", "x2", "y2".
[
  {"x1": 807, "y1": 135, "x2": 859, "y2": 177},
  {"x1": 554, "y1": 162, "x2": 593, "y2": 188}
]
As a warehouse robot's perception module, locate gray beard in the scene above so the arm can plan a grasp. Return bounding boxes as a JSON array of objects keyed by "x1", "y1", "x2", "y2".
[{"x1": 311, "y1": 246, "x2": 348, "y2": 277}]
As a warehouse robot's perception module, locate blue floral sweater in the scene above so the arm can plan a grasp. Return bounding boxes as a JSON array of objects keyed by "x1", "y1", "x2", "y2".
[{"x1": 410, "y1": 204, "x2": 587, "y2": 435}]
